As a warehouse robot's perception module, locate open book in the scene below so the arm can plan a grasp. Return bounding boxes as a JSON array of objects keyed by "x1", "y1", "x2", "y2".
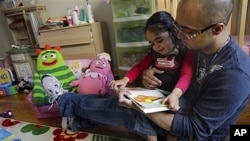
[{"x1": 127, "y1": 88, "x2": 170, "y2": 114}]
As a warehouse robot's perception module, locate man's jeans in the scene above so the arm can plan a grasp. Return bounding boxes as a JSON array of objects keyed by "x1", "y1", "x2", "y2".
[{"x1": 58, "y1": 92, "x2": 168, "y2": 139}]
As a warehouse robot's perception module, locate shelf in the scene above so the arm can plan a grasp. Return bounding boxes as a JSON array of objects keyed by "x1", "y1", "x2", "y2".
[
  {"x1": 111, "y1": 0, "x2": 155, "y2": 19},
  {"x1": 113, "y1": 15, "x2": 151, "y2": 23},
  {"x1": 17, "y1": 36, "x2": 29, "y2": 40},
  {"x1": 9, "y1": 24, "x2": 25, "y2": 30},
  {"x1": 9, "y1": 27, "x2": 26, "y2": 30},
  {"x1": 118, "y1": 66, "x2": 131, "y2": 71},
  {"x1": 111, "y1": 0, "x2": 156, "y2": 78},
  {"x1": 116, "y1": 41, "x2": 150, "y2": 47},
  {"x1": 1, "y1": 5, "x2": 47, "y2": 47},
  {"x1": 116, "y1": 46, "x2": 148, "y2": 69},
  {"x1": 5, "y1": 12, "x2": 23, "y2": 17},
  {"x1": 114, "y1": 19, "x2": 147, "y2": 43}
]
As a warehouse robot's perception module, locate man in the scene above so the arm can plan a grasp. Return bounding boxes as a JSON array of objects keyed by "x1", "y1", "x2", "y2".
[
  {"x1": 140, "y1": 0, "x2": 250, "y2": 140},
  {"x1": 42, "y1": 0, "x2": 250, "y2": 140}
]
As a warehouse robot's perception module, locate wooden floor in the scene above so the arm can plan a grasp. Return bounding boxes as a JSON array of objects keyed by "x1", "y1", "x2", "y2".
[
  {"x1": 0, "y1": 93, "x2": 145, "y2": 141},
  {"x1": 0, "y1": 93, "x2": 249, "y2": 141}
]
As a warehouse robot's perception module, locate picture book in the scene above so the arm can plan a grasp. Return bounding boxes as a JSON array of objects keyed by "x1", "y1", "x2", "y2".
[{"x1": 127, "y1": 88, "x2": 170, "y2": 114}]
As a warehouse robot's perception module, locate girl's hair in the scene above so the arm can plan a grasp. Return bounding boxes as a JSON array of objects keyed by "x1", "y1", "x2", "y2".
[
  {"x1": 145, "y1": 11, "x2": 184, "y2": 51},
  {"x1": 145, "y1": 11, "x2": 177, "y2": 37}
]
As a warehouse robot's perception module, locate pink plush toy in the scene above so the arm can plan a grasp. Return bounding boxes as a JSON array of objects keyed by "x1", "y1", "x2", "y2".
[{"x1": 70, "y1": 53, "x2": 114, "y2": 95}]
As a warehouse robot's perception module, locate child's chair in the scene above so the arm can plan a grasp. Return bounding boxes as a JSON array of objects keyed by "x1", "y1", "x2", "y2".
[
  {"x1": 26, "y1": 91, "x2": 61, "y2": 118},
  {"x1": 26, "y1": 59, "x2": 92, "y2": 118}
]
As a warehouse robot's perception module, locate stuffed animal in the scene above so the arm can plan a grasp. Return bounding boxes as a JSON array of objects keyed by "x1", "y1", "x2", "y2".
[
  {"x1": 33, "y1": 44, "x2": 76, "y2": 106},
  {"x1": 70, "y1": 52, "x2": 114, "y2": 95},
  {"x1": 16, "y1": 78, "x2": 33, "y2": 93}
]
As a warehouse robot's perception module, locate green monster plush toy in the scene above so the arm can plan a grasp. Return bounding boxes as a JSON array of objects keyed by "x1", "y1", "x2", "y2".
[{"x1": 33, "y1": 44, "x2": 76, "y2": 107}]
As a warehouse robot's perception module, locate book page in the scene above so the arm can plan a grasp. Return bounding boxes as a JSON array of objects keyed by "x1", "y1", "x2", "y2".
[{"x1": 127, "y1": 88, "x2": 168, "y2": 109}]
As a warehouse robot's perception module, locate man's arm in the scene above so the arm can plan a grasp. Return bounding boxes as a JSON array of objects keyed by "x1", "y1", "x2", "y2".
[
  {"x1": 141, "y1": 68, "x2": 163, "y2": 89},
  {"x1": 142, "y1": 63, "x2": 250, "y2": 140}
]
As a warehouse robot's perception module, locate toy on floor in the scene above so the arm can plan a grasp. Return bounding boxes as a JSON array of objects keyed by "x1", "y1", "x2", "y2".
[
  {"x1": 0, "y1": 68, "x2": 15, "y2": 84},
  {"x1": 0, "y1": 128, "x2": 13, "y2": 141},
  {"x1": 33, "y1": 44, "x2": 77, "y2": 107},
  {"x1": 0, "y1": 110, "x2": 13, "y2": 118},
  {"x1": 70, "y1": 52, "x2": 114, "y2": 95},
  {"x1": 16, "y1": 78, "x2": 33, "y2": 93}
]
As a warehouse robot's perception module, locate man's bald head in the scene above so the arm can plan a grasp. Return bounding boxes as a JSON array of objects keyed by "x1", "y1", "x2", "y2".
[{"x1": 178, "y1": 0, "x2": 233, "y2": 26}]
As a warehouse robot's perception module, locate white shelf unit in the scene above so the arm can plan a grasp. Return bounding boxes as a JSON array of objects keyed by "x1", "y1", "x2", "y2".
[{"x1": 111, "y1": 0, "x2": 156, "y2": 78}]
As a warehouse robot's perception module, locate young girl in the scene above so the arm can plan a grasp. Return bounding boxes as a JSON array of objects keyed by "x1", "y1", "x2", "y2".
[
  {"x1": 110, "y1": 11, "x2": 193, "y2": 141},
  {"x1": 110, "y1": 11, "x2": 193, "y2": 114}
]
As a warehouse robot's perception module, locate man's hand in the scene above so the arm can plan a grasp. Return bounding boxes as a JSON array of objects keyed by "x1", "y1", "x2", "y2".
[
  {"x1": 116, "y1": 88, "x2": 134, "y2": 108},
  {"x1": 142, "y1": 68, "x2": 163, "y2": 89}
]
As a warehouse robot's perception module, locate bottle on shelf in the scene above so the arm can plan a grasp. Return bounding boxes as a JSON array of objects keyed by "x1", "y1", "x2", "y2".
[
  {"x1": 80, "y1": 7, "x2": 88, "y2": 23},
  {"x1": 72, "y1": 10, "x2": 80, "y2": 25},
  {"x1": 86, "y1": 0, "x2": 94, "y2": 23},
  {"x1": 74, "y1": 6, "x2": 80, "y2": 20},
  {"x1": 66, "y1": 8, "x2": 73, "y2": 26},
  {"x1": 66, "y1": 16, "x2": 73, "y2": 26},
  {"x1": 67, "y1": 8, "x2": 72, "y2": 16}
]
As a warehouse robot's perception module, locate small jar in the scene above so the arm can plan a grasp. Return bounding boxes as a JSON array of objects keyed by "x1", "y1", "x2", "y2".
[{"x1": 66, "y1": 16, "x2": 73, "y2": 26}]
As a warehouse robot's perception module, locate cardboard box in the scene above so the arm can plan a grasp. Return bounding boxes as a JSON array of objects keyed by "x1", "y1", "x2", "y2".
[
  {"x1": 10, "y1": 53, "x2": 30, "y2": 62},
  {"x1": 10, "y1": 53, "x2": 36, "y2": 79},
  {"x1": 13, "y1": 62, "x2": 35, "y2": 79}
]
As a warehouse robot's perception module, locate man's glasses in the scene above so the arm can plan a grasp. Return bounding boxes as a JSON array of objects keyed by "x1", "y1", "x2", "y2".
[{"x1": 173, "y1": 22, "x2": 217, "y2": 40}]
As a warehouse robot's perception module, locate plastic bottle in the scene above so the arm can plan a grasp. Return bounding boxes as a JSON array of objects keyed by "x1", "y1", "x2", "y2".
[
  {"x1": 80, "y1": 7, "x2": 87, "y2": 22},
  {"x1": 66, "y1": 8, "x2": 73, "y2": 26},
  {"x1": 74, "y1": 6, "x2": 80, "y2": 20},
  {"x1": 67, "y1": 8, "x2": 72, "y2": 16},
  {"x1": 72, "y1": 10, "x2": 79, "y2": 25},
  {"x1": 86, "y1": 0, "x2": 94, "y2": 23}
]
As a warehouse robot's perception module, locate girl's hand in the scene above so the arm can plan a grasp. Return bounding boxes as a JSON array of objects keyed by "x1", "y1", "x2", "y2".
[
  {"x1": 162, "y1": 94, "x2": 180, "y2": 111},
  {"x1": 161, "y1": 88, "x2": 183, "y2": 111},
  {"x1": 109, "y1": 77, "x2": 129, "y2": 90}
]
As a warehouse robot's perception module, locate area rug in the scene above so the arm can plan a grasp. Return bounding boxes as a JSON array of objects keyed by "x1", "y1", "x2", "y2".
[{"x1": 0, "y1": 117, "x2": 134, "y2": 141}]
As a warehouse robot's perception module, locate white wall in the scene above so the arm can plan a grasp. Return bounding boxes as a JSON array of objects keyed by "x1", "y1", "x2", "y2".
[
  {"x1": 0, "y1": 0, "x2": 117, "y2": 74},
  {"x1": 0, "y1": 11, "x2": 14, "y2": 58}
]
